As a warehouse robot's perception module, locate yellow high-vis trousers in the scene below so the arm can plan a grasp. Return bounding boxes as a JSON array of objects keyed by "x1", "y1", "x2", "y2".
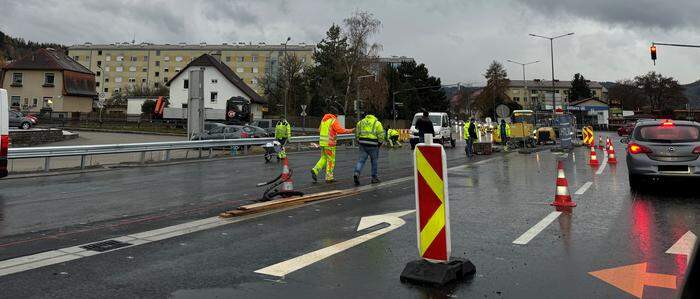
[{"x1": 312, "y1": 146, "x2": 336, "y2": 181}]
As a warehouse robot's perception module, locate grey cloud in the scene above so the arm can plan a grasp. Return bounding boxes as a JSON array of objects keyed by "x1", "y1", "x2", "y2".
[{"x1": 514, "y1": 0, "x2": 700, "y2": 30}]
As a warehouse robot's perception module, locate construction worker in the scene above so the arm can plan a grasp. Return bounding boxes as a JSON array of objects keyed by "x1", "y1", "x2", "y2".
[
  {"x1": 464, "y1": 118, "x2": 478, "y2": 158},
  {"x1": 353, "y1": 113, "x2": 385, "y2": 186},
  {"x1": 311, "y1": 113, "x2": 354, "y2": 183},
  {"x1": 499, "y1": 119, "x2": 511, "y2": 148},
  {"x1": 387, "y1": 127, "x2": 401, "y2": 148},
  {"x1": 275, "y1": 118, "x2": 291, "y2": 159}
]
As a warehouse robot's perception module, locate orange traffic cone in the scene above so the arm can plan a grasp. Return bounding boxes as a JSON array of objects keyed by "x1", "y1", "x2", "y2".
[
  {"x1": 607, "y1": 144, "x2": 617, "y2": 164},
  {"x1": 605, "y1": 136, "x2": 611, "y2": 152},
  {"x1": 598, "y1": 136, "x2": 604, "y2": 150},
  {"x1": 551, "y1": 161, "x2": 576, "y2": 207},
  {"x1": 589, "y1": 145, "x2": 600, "y2": 167},
  {"x1": 281, "y1": 157, "x2": 295, "y2": 192}
]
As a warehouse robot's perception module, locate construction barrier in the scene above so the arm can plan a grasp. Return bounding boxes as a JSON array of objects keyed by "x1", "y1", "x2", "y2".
[
  {"x1": 400, "y1": 134, "x2": 475, "y2": 286},
  {"x1": 582, "y1": 126, "x2": 594, "y2": 145},
  {"x1": 398, "y1": 129, "x2": 412, "y2": 142}
]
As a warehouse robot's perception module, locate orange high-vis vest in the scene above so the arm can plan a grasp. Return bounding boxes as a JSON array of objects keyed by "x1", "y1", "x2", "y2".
[{"x1": 319, "y1": 118, "x2": 335, "y2": 147}]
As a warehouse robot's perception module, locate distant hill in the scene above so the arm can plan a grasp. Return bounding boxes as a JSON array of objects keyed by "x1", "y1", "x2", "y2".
[
  {"x1": 683, "y1": 80, "x2": 700, "y2": 108},
  {"x1": 0, "y1": 31, "x2": 66, "y2": 64}
]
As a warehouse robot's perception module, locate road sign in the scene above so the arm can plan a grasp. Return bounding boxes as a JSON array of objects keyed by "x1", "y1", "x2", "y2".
[
  {"x1": 300, "y1": 104, "x2": 307, "y2": 113},
  {"x1": 98, "y1": 92, "x2": 106, "y2": 100},
  {"x1": 582, "y1": 126, "x2": 594, "y2": 145},
  {"x1": 496, "y1": 104, "x2": 510, "y2": 118},
  {"x1": 300, "y1": 111, "x2": 307, "y2": 117},
  {"x1": 413, "y1": 139, "x2": 450, "y2": 262},
  {"x1": 227, "y1": 110, "x2": 236, "y2": 118}
]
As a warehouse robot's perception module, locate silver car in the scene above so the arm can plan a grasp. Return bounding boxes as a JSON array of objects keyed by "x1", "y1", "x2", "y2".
[{"x1": 624, "y1": 119, "x2": 700, "y2": 189}]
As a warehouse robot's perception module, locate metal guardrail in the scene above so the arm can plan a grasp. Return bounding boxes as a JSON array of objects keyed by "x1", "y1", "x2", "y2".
[{"x1": 7, "y1": 134, "x2": 355, "y2": 172}]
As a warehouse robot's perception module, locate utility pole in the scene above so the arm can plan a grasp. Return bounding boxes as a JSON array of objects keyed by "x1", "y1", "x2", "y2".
[
  {"x1": 283, "y1": 37, "x2": 291, "y2": 119},
  {"x1": 530, "y1": 32, "x2": 574, "y2": 115},
  {"x1": 506, "y1": 59, "x2": 540, "y2": 110}
]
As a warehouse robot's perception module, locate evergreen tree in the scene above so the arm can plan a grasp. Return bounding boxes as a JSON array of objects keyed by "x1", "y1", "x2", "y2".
[{"x1": 569, "y1": 73, "x2": 592, "y2": 101}]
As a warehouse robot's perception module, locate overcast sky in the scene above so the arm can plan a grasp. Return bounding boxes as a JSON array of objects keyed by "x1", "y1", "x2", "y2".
[{"x1": 2, "y1": 0, "x2": 700, "y2": 85}]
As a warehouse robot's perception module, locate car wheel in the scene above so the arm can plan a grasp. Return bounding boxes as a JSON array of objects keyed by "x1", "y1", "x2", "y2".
[{"x1": 21, "y1": 122, "x2": 31, "y2": 129}]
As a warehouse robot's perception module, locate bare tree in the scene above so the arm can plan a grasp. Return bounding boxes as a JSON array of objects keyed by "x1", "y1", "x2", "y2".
[{"x1": 341, "y1": 10, "x2": 382, "y2": 115}]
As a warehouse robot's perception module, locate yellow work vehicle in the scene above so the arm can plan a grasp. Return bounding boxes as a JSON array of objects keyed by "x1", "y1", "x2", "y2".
[{"x1": 508, "y1": 110, "x2": 536, "y2": 148}]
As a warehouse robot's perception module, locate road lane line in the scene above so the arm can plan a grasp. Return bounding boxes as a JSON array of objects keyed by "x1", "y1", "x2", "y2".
[
  {"x1": 575, "y1": 181, "x2": 593, "y2": 195},
  {"x1": 0, "y1": 155, "x2": 508, "y2": 278},
  {"x1": 666, "y1": 231, "x2": 697, "y2": 265},
  {"x1": 513, "y1": 212, "x2": 562, "y2": 245},
  {"x1": 595, "y1": 154, "x2": 608, "y2": 175}
]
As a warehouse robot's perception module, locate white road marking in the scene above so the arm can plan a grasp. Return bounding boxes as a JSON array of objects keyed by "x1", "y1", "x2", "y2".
[
  {"x1": 666, "y1": 231, "x2": 697, "y2": 265},
  {"x1": 513, "y1": 212, "x2": 562, "y2": 245},
  {"x1": 255, "y1": 210, "x2": 413, "y2": 277},
  {"x1": 575, "y1": 181, "x2": 593, "y2": 195},
  {"x1": 595, "y1": 154, "x2": 608, "y2": 175},
  {"x1": 0, "y1": 154, "x2": 506, "y2": 278}
]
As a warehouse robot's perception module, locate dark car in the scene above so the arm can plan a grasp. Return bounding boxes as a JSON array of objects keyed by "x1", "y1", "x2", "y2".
[
  {"x1": 230, "y1": 125, "x2": 268, "y2": 138},
  {"x1": 617, "y1": 122, "x2": 636, "y2": 136},
  {"x1": 9, "y1": 110, "x2": 33, "y2": 129}
]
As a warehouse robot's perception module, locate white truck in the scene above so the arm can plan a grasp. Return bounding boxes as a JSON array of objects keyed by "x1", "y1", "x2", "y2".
[
  {"x1": 409, "y1": 112, "x2": 456, "y2": 149},
  {"x1": 1, "y1": 89, "x2": 9, "y2": 178}
]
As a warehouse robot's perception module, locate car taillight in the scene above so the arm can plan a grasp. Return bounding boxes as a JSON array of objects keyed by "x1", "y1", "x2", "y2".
[
  {"x1": 628, "y1": 143, "x2": 653, "y2": 154},
  {"x1": 660, "y1": 120, "x2": 675, "y2": 127},
  {"x1": 693, "y1": 146, "x2": 700, "y2": 154}
]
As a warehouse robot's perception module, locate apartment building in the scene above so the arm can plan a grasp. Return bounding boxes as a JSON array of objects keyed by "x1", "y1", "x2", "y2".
[
  {"x1": 67, "y1": 42, "x2": 315, "y2": 98},
  {"x1": 505, "y1": 79, "x2": 607, "y2": 110}
]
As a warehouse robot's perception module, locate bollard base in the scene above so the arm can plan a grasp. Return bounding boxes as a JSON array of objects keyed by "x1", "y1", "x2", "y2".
[{"x1": 400, "y1": 258, "x2": 475, "y2": 287}]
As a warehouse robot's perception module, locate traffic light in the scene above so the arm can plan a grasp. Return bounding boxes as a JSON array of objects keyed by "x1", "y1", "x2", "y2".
[{"x1": 650, "y1": 45, "x2": 657, "y2": 63}]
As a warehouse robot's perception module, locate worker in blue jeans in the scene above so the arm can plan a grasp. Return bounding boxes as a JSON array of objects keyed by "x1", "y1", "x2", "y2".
[{"x1": 353, "y1": 113, "x2": 385, "y2": 185}]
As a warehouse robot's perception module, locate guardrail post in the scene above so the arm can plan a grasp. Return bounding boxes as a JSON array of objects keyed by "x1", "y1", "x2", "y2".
[
  {"x1": 80, "y1": 155, "x2": 86, "y2": 170},
  {"x1": 208, "y1": 148, "x2": 213, "y2": 158},
  {"x1": 140, "y1": 152, "x2": 146, "y2": 165},
  {"x1": 243, "y1": 145, "x2": 248, "y2": 155},
  {"x1": 165, "y1": 150, "x2": 171, "y2": 161},
  {"x1": 44, "y1": 157, "x2": 50, "y2": 173},
  {"x1": 198, "y1": 148, "x2": 202, "y2": 158}
]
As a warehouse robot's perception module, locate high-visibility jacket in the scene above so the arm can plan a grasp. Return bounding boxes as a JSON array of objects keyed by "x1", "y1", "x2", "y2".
[
  {"x1": 464, "y1": 122, "x2": 477, "y2": 139},
  {"x1": 319, "y1": 114, "x2": 352, "y2": 147},
  {"x1": 499, "y1": 123, "x2": 511, "y2": 137},
  {"x1": 356, "y1": 115, "x2": 385, "y2": 146},
  {"x1": 388, "y1": 129, "x2": 399, "y2": 137},
  {"x1": 275, "y1": 120, "x2": 291, "y2": 139}
]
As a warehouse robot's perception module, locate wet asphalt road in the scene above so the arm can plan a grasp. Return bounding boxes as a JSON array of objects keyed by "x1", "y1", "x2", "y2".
[{"x1": 0, "y1": 138, "x2": 698, "y2": 298}]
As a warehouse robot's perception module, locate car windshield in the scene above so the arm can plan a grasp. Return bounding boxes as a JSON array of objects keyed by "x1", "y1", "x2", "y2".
[
  {"x1": 412, "y1": 115, "x2": 442, "y2": 126},
  {"x1": 635, "y1": 124, "x2": 700, "y2": 143}
]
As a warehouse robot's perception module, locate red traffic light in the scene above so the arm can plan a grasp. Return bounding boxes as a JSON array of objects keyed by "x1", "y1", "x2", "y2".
[{"x1": 650, "y1": 45, "x2": 657, "y2": 60}]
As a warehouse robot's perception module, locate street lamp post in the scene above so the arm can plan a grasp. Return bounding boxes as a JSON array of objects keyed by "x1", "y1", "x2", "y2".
[
  {"x1": 282, "y1": 37, "x2": 291, "y2": 119},
  {"x1": 529, "y1": 32, "x2": 573, "y2": 115},
  {"x1": 506, "y1": 59, "x2": 539, "y2": 110}
]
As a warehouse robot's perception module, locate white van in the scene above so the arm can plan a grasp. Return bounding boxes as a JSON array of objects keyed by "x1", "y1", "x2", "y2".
[
  {"x1": 1, "y1": 89, "x2": 9, "y2": 178},
  {"x1": 409, "y1": 112, "x2": 456, "y2": 149}
]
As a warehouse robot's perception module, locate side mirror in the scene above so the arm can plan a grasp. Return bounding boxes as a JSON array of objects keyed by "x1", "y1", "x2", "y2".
[{"x1": 620, "y1": 138, "x2": 629, "y2": 144}]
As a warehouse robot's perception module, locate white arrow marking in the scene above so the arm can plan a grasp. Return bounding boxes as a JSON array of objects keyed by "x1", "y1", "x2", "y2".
[
  {"x1": 254, "y1": 210, "x2": 414, "y2": 277},
  {"x1": 666, "y1": 230, "x2": 697, "y2": 265}
]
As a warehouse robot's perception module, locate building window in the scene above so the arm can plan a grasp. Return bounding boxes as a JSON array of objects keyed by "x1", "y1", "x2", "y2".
[
  {"x1": 554, "y1": 90, "x2": 560, "y2": 93},
  {"x1": 513, "y1": 97, "x2": 520, "y2": 102},
  {"x1": 164, "y1": 68, "x2": 169, "y2": 73},
  {"x1": 142, "y1": 78, "x2": 147, "y2": 83},
  {"x1": 155, "y1": 61, "x2": 160, "y2": 66},
  {"x1": 175, "y1": 56, "x2": 183, "y2": 62},
  {"x1": 252, "y1": 67, "x2": 259, "y2": 73},
  {"x1": 236, "y1": 67, "x2": 244, "y2": 73},
  {"x1": 592, "y1": 90, "x2": 597, "y2": 96},
  {"x1": 10, "y1": 96, "x2": 20, "y2": 108},
  {"x1": 175, "y1": 68, "x2": 181, "y2": 73},
  {"x1": 211, "y1": 79, "x2": 218, "y2": 84},
  {"x1": 96, "y1": 71, "x2": 102, "y2": 77},
  {"x1": 116, "y1": 55, "x2": 124, "y2": 61},
  {"x1": 184, "y1": 79, "x2": 189, "y2": 89},
  {"x1": 164, "y1": 56, "x2": 170, "y2": 61},
  {"x1": 143, "y1": 56, "x2": 148, "y2": 61},
  {"x1": 531, "y1": 90, "x2": 537, "y2": 95},
  {"x1": 11, "y1": 73, "x2": 22, "y2": 86},
  {"x1": 44, "y1": 73, "x2": 55, "y2": 86},
  {"x1": 105, "y1": 66, "x2": 110, "y2": 72},
  {"x1": 210, "y1": 92, "x2": 218, "y2": 102},
  {"x1": 237, "y1": 56, "x2": 244, "y2": 62},
  {"x1": 97, "y1": 61, "x2": 102, "y2": 67},
  {"x1": 131, "y1": 56, "x2": 137, "y2": 62},
  {"x1": 252, "y1": 78, "x2": 258, "y2": 85},
  {"x1": 155, "y1": 50, "x2": 161, "y2": 56},
  {"x1": 155, "y1": 82, "x2": 160, "y2": 88},
  {"x1": 163, "y1": 77, "x2": 168, "y2": 82},
  {"x1": 116, "y1": 66, "x2": 123, "y2": 72},
  {"x1": 142, "y1": 67, "x2": 148, "y2": 72},
  {"x1": 32, "y1": 98, "x2": 38, "y2": 107},
  {"x1": 225, "y1": 56, "x2": 231, "y2": 62},
  {"x1": 114, "y1": 87, "x2": 121, "y2": 93},
  {"x1": 252, "y1": 55, "x2": 258, "y2": 62},
  {"x1": 155, "y1": 71, "x2": 160, "y2": 77},
  {"x1": 129, "y1": 66, "x2": 136, "y2": 72},
  {"x1": 104, "y1": 88, "x2": 109, "y2": 93},
  {"x1": 105, "y1": 78, "x2": 109, "y2": 82},
  {"x1": 106, "y1": 56, "x2": 111, "y2": 61},
  {"x1": 98, "y1": 50, "x2": 103, "y2": 55},
  {"x1": 115, "y1": 77, "x2": 122, "y2": 83},
  {"x1": 43, "y1": 97, "x2": 52, "y2": 108},
  {"x1": 73, "y1": 56, "x2": 80, "y2": 61},
  {"x1": 96, "y1": 82, "x2": 100, "y2": 87},
  {"x1": 128, "y1": 78, "x2": 136, "y2": 83},
  {"x1": 86, "y1": 55, "x2": 90, "y2": 60}
]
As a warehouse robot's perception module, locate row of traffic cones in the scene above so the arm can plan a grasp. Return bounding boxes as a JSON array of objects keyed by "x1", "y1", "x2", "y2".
[{"x1": 554, "y1": 136, "x2": 619, "y2": 207}]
